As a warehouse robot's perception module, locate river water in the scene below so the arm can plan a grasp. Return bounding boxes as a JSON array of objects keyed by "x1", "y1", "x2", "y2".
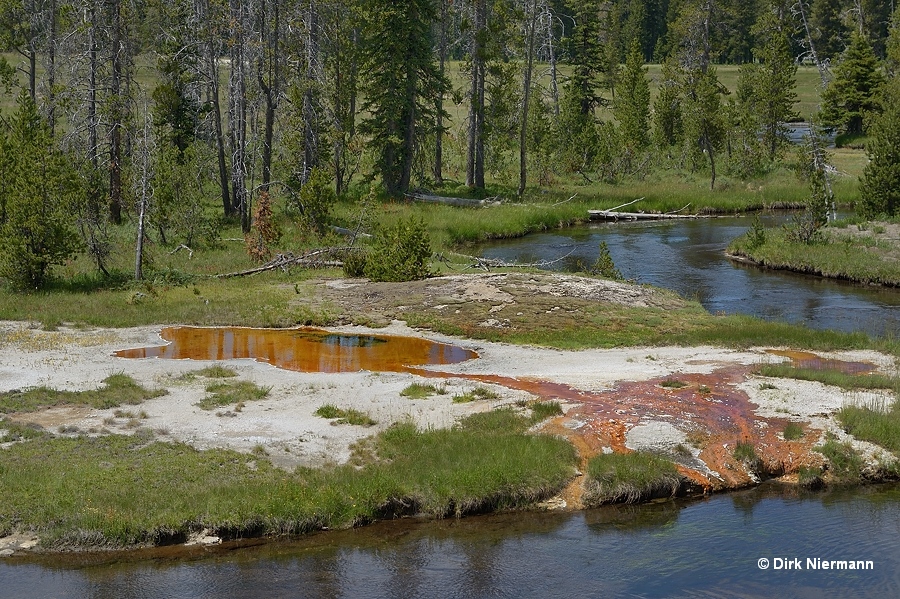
[
  {"x1": 477, "y1": 214, "x2": 900, "y2": 338},
  {"x1": 4, "y1": 484, "x2": 900, "y2": 598}
]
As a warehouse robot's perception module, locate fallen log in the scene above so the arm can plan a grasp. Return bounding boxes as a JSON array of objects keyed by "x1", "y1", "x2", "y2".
[
  {"x1": 588, "y1": 210, "x2": 714, "y2": 221},
  {"x1": 405, "y1": 192, "x2": 500, "y2": 207},
  {"x1": 214, "y1": 247, "x2": 352, "y2": 278}
]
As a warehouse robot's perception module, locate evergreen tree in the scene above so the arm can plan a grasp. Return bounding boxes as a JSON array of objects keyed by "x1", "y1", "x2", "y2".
[
  {"x1": 614, "y1": 39, "x2": 651, "y2": 153},
  {"x1": 359, "y1": 0, "x2": 448, "y2": 196},
  {"x1": 859, "y1": 79, "x2": 900, "y2": 217},
  {"x1": 820, "y1": 31, "x2": 885, "y2": 135},
  {"x1": 747, "y1": 1, "x2": 799, "y2": 160},
  {"x1": 886, "y1": 6, "x2": 900, "y2": 77},
  {"x1": 564, "y1": 0, "x2": 604, "y2": 115},
  {"x1": 652, "y1": 56, "x2": 684, "y2": 150},
  {"x1": 0, "y1": 93, "x2": 81, "y2": 290},
  {"x1": 810, "y1": 0, "x2": 850, "y2": 61}
]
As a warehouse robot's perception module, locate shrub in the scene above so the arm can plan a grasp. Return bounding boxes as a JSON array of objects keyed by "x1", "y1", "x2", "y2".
[
  {"x1": 289, "y1": 167, "x2": 335, "y2": 233},
  {"x1": 589, "y1": 241, "x2": 623, "y2": 280},
  {"x1": 363, "y1": 217, "x2": 432, "y2": 282}
]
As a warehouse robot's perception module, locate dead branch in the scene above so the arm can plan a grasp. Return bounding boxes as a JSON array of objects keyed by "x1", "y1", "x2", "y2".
[
  {"x1": 607, "y1": 197, "x2": 645, "y2": 212},
  {"x1": 214, "y1": 247, "x2": 352, "y2": 278},
  {"x1": 446, "y1": 249, "x2": 575, "y2": 271},
  {"x1": 169, "y1": 244, "x2": 194, "y2": 258},
  {"x1": 666, "y1": 203, "x2": 692, "y2": 215}
]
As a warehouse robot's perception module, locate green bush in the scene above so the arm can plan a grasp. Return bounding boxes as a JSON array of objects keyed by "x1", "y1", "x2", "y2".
[
  {"x1": 363, "y1": 217, "x2": 432, "y2": 282},
  {"x1": 290, "y1": 168, "x2": 336, "y2": 233}
]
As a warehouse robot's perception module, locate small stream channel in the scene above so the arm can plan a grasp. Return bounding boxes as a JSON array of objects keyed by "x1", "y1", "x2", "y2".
[{"x1": 477, "y1": 214, "x2": 900, "y2": 338}]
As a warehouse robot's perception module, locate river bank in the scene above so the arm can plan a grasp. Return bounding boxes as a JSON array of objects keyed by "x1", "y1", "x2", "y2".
[
  {"x1": 727, "y1": 220, "x2": 900, "y2": 287},
  {"x1": 2, "y1": 273, "x2": 899, "y2": 555}
]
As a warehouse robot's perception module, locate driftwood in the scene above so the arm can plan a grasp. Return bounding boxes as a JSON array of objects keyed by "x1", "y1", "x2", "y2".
[
  {"x1": 440, "y1": 250, "x2": 575, "y2": 271},
  {"x1": 214, "y1": 247, "x2": 352, "y2": 278},
  {"x1": 589, "y1": 199, "x2": 714, "y2": 221},
  {"x1": 405, "y1": 192, "x2": 500, "y2": 207},
  {"x1": 589, "y1": 210, "x2": 713, "y2": 221}
]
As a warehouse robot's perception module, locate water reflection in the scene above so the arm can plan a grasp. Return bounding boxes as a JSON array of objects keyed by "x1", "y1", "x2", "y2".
[
  {"x1": 114, "y1": 327, "x2": 478, "y2": 374},
  {"x1": 478, "y1": 215, "x2": 900, "y2": 337},
  {"x1": 7, "y1": 484, "x2": 900, "y2": 598}
]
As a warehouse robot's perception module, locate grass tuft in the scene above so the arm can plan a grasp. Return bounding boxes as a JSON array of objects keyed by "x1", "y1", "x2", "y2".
[
  {"x1": 399, "y1": 383, "x2": 446, "y2": 399},
  {"x1": 0, "y1": 409, "x2": 575, "y2": 548},
  {"x1": 782, "y1": 422, "x2": 804, "y2": 441},
  {"x1": 314, "y1": 404, "x2": 377, "y2": 426},
  {"x1": 756, "y1": 363, "x2": 900, "y2": 392},
  {"x1": 660, "y1": 379, "x2": 688, "y2": 389},
  {"x1": 197, "y1": 381, "x2": 271, "y2": 410},
  {"x1": 584, "y1": 451, "x2": 681, "y2": 506},
  {"x1": 530, "y1": 401, "x2": 563, "y2": 423},
  {"x1": 817, "y1": 438, "x2": 864, "y2": 482},
  {"x1": 452, "y1": 386, "x2": 501, "y2": 403},
  {"x1": 0, "y1": 374, "x2": 167, "y2": 414}
]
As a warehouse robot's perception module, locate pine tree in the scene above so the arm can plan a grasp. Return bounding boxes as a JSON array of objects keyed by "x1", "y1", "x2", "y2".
[
  {"x1": 820, "y1": 31, "x2": 885, "y2": 135},
  {"x1": 748, "y1": 1, "x2": 798, "y2": 160},
  {"x1": 860, "y1": 79, "x2": 900, "y2": 217},
  {"x1": 564, "y1": 0, "x2": 604, "y2": 115},
  {"x1": 615, "y1": 39, "x2": 651, "y2": 153},
  {"x1": 0, "y1": 93, "x2": 81, "y2": 289},
  {"x1": 359, "y1": 0, "x2": 448, "y2": 196},
  {"x1": 652, "y1": 56, "x2": 683, "y2": 150},
  {"x1": 810, "y1": 0, "x2": 850, "y2": 61}
]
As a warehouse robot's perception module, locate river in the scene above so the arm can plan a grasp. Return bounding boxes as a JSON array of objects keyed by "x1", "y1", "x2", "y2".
[
  {"x1": 477, "y1": 214, "x2": 900, "y2": 338},
  {"x1": 4, "y1": 483, "x2": 900, "y2": 598}
]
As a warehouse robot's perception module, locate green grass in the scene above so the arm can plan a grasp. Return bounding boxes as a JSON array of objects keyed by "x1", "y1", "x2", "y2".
[
  {"x1": 660, "y1": 379, "x2": 688, "y2": 389},
  {"x1": 452, "y1": 386, "x2": 501, "y2": 403},
  {"x1": 0, "y1": 374, "x2": 167, "y2": 414},
  {"x1": 529, "y1": 401, "x2": 563, "y2": 423},
  {"x1": 0, "y1": 410, "x2": 575, "y2": 549},
  {"x1": 314, "y1": 404, "x2": 377, "y2": 426},
  {"x1": 197, "y1": 381, "x2": 271, "y2": 410},
  {"x1": 399, "y1": 383, "x2": 446, "y2": 399},
  {"x1": 0, "y1": 420, "x2": 49, "y2": 442},
  {"x1": 838, "y1": 400, "x2": 900, "y2": 455},
  {"x1": 817, "y1": 438, "x2": 865, "y2": 482},
  {"x1": 729, "y1": 224, "x2": 900, "y2": 287},
  {"x1": 733, "y1": 440, "x2": 759, "y2": 463},
  {"x1": 195, "y1": 365, "x2": 239, "y2": 378},
  {"x1": 756, "y1": 364, "x2": 900, "y2": 393},
  {"x1": 583, "y1": 451, "x2": 682, "y2": 506},
  {"x1": 782, "y1": 422, "x2": 805, "y2": 441}
]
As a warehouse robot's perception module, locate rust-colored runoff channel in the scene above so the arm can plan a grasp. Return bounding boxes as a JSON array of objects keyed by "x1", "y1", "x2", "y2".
[{"x1": 115, "y1": 327, "x2": 478, "y2": 373}]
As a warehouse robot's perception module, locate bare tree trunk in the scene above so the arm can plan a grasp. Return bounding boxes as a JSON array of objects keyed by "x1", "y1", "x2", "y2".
[
  {"x1": 519, "y1": 0, "x2": 539, "y2": 199},
  {"x1": 257, "y1": 0, "x2": 280, "y2": 192},
  {"x1": 47, "y1": 0, "x2": 57, "y2": 132},
  {"x1": 108, "y1": 0, "x2": 123, "y2": 225},
  {"x1": 229, "y1": 0, "x2": 249, "y2": 233},
  {"x1": 466, "y1": 0, "x2": 486, "y2": 189},
  {"x1": 135, "y1": 104, "x2": 151, "y2": 281},
  {"x1": 434, "y1": 0, "x2": 447, "y2": 184},
  {"x1": 88, "y1": 3, "x2": 99, "y2": 170},
  {"x1": 547, "y1": 7, "x2": 560, "y2": 117},
  {"x1": 302, "y1": 0, "x2": 320, "y2": 185}
]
